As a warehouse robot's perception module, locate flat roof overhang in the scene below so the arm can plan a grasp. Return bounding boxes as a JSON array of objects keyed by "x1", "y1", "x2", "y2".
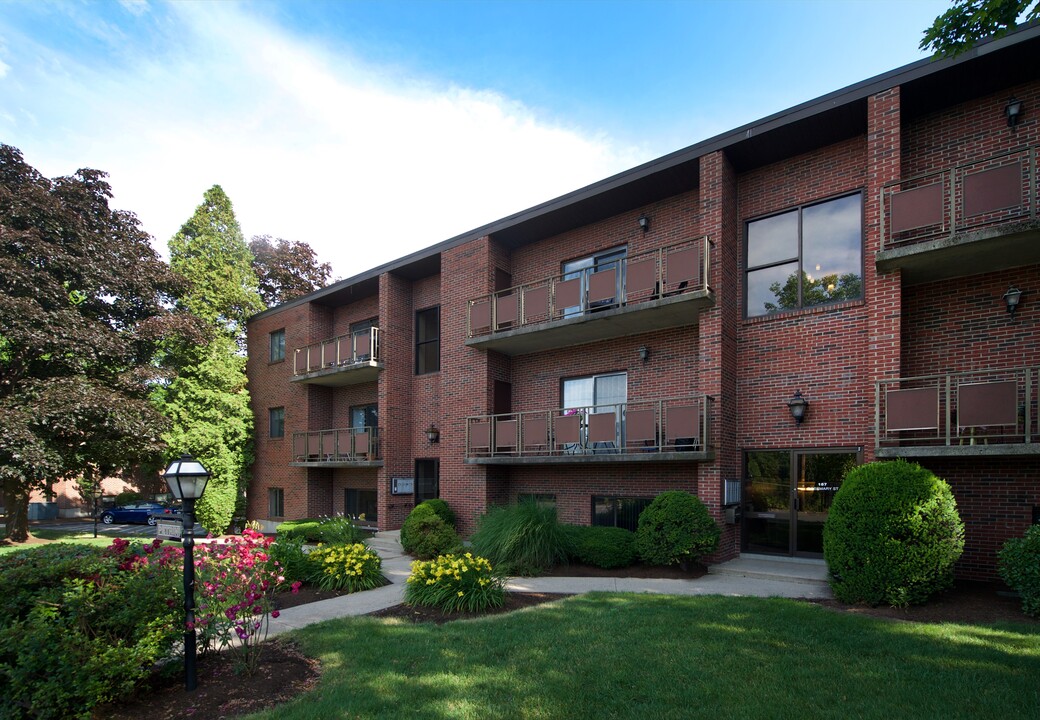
[
  {"x1": 289, "y1": 361, "x2": 383, "y2": 387},
  {"x1": 289, "y1": 460, "x2": 385, "y2": 468},
  {"x1": 466, "y1": 291, "x2": 713, "y2": 356},
  {"x1": 875, "y1": 221, "x2": 1040, "y2": 284},
  {"x1": 465, "y1": 451, "x2": 714, "y2": 465}
]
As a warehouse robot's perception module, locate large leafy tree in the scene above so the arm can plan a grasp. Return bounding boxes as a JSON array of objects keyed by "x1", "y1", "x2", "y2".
[
  {"x1": 0, "y1": 144, "x2": 194, "y2": 541},
  {"x1": 249, "y1": 235, "x2": 332, "y2": 307},
  {"x1": 159, "y1": 186, "x2": 262, "y2": 533},
  {"x1": 921, "y1": 0, "x2": 1038, "y2": 57}
]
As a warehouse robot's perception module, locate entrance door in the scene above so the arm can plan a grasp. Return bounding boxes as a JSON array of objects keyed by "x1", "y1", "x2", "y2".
[{"x1": 743, "y1": 450, "x2": 858, "y2": 556}]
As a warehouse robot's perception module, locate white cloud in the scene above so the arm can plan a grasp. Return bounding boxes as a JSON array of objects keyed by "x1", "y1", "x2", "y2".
[{"x1": 2, "y1": 1, "x2": 648, "y2": 279}]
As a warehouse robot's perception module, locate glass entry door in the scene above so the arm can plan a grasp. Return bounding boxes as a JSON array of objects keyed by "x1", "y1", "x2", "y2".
[{"x1": 743, "y1": 450, "x2": 858, "y2": 556}]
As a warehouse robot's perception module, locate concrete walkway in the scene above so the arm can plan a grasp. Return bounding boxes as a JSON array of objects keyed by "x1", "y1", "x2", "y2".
[{"x1": 266, "y1": 531, "x2": 832, "y2": 637}]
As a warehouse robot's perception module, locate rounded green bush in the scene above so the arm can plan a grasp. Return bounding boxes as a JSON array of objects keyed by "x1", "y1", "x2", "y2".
[
  {"x1": 635, "y1": 491, "x2": 720, "y2": 566},
  {"x1": 823, "y1": 460, "x2": 964, "y2": 607},
  {"x1": 401, "y1": 504, "x2": 461, "y2": 559},
  {"x1": 566, "y1": 525, "x2": 637, "y2": 569},
  {"x1": 417, "y1": 498, "x2": 456, "y2": 528},
  {"x1": 999, "y1": 525, "x2": 1040, "y2": 618}
]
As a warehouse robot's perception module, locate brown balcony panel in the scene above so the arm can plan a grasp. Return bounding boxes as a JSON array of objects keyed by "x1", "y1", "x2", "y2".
[
  {"x1": 890, "y1": 182, "x2": 943, "y2": 233},
  {"x1": 555, "y1": 277, "x2": 582, "y2": 310},
  {"x1": 496, "y1": 293, "x2": 518, "y2": 327},
  {"x1": 523, "y1": 286, "x2": 549, "y2": 323},
  {"x1": 356, "y1": 332, "x2": 371, "y2": 357},
  {"x1": 625, "y1": 409, "x2": 656, "y2": 444},
  {"x1": 469, "y1": 422, "x2": 491, "y2": 450},
  {"x1": 496, "y1": 419, "x2": 518, "y2": 449},
  {"x1": 555, "y1": 415, "x2": 581, "y2": 445},
  {"x1": 626, "y1": 258, "x2": 657, "y2": 296},
  {"x1": 963, "y1": 162, "x2": 1022, "y2": 218},
  {"x1": 470, "y1": 300, "x2": 492, "y2": 335},
  {"x1": 355, "y1": 432, "x2": 370, "y2": 456},
  {"x1": 958, "y1": 380, "x2": 1018, "y2": 427},
  {"x1": 523, "y1": 416, "x2": 548, "y2": 451},
  {"x1": 666, "y1": 247, "x2": 699, "y2": 286},
  {"x1": 885, "y1": 387, "x2": 939, "y2": 431},
  {"x1": 666, "y1": 405, "x2": 698, "y2": 441},
  {"x1": 588, "y1": 268, "x2": 617, "y2": 304},
  {"x1": 588, "y1": 412, "x2": 616, "y2": 443}
]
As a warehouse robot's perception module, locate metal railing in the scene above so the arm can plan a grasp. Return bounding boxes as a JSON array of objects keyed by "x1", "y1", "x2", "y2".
[
  {"x1": 880, "y1": 145, "x2": 1038, "y2": 250},
  {"x1": 875, "y1": 366, "x2": 1037, "y2": 448},
  {"x1": 293, "y1": 327, "x2": 381, "y2": 376},
  {"x1": 292, "y1": 426, "x2": 381, "y2": 462},
  {"x1": 465, "y1": 395, "x2": 713, "y2": 459},
  {"x1": 467, "y1": 237, "x2": 713, "y2": 338}
]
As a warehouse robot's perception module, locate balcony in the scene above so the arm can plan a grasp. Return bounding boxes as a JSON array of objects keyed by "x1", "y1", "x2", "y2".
[
  {"x1": 875, "y1": 366, "x2": 1039, "y2": 458},
  {"x1": 464, "y1": 395, "x2": 714, "y2": 465},
  {"x1": 290, "y1": 427, "x2": 382, "y2": 467},
  {"x1": 877, "y1": 145, "x2": 1040, "y2": 284},
  {"x1": 291, "y1": 328, "x2": 383, "y2": 386},
  {"x1": 466, "y1": 237, "x2": 714, "y2": 356}
]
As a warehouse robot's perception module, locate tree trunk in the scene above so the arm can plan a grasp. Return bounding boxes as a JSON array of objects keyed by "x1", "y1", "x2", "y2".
[{"x1": 2, "y1": 480, "x2": 30, "y2": 542}]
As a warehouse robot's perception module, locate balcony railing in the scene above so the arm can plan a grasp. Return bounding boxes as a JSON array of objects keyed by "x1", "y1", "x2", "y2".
[
  {"x1": 466, "y1": 237, "x2": 712, "y2": 339},
  {"x1": 291, "y1": 427, "x2": 381, "y2": 464},
  {"x1": 875, "y1": 366, "x2": 1037, "y2": 452},
  {"x1": 881, "y1": 145, "x2": 1038, "y2": 250},
  {"x1": 293, "y1": 327, "x2": 381, "y2": 376},
  {"x1": 465, "y1": 395, "x2": 713, "y2": 462}
]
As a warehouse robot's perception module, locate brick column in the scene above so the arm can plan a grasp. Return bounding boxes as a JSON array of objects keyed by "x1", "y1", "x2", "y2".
[
  {"x1": 377, "y1": 271, "x2": 415, "y2": 529},
  {"x1": 865, "y1": 88, "x2": 903, "y2": 462},
  {"x1": 698, "y1": 149, "x2": 741, "y2": 560}
]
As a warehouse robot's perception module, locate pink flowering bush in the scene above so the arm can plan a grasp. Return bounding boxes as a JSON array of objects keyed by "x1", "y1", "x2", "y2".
[{"x1": 192, "y1": 528, "x2": 298, "y2": 675}]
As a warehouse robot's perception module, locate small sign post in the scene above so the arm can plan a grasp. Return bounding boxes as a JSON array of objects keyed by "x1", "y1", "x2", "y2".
[{"x1": 156, "y1": 516, "x2": 182, "y2": 541}]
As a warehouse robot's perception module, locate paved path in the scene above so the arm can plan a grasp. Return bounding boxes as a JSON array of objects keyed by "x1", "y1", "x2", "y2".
[{"x1": 267, "y1": 531, "x2": 832, "y2": 637}]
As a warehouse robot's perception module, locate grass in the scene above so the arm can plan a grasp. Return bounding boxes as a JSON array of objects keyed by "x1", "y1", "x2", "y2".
[
  {"x1": 0, "y1": 528, "x2": 124, "y2": 554},
  {"x1": 248, "y1": 593, "x2": 1040, "y2": 720}
]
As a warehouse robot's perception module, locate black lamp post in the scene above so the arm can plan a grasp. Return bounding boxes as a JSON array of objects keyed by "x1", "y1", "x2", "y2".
[{"x1": 163, "y1": 453, "x2": 211, "y2": 692}]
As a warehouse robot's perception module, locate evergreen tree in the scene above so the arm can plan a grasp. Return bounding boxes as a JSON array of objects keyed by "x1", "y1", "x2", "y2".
[{"x1": 159, "y1": 186, "x2": 262, "y2": 533}]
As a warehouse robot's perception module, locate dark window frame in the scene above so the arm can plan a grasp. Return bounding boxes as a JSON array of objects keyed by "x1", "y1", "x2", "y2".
[
  {"x1": 269, "y1": 328, "x2": 286, "y2": 363},
  {"x1": 269, "y1": 407, "x2": 285, "y2": 439},
  {"x1": 591, "y1": 495, "x2": 652, "y2": 532},
  {"x1": 415, "y1": 458, "x2": 440, "y2": 502},
  {"x1": 415, "y1": 306, "x2": 440, "y2": 375},
  {"x1": 268, "y1": 487, "x2": 284, "y2": 518},
  {"x1": 350, "y1": 403, "x2": 378, "y2": 430},
  {"x1": 743, "y1": 190, "x2": 864, "y2": 318}
]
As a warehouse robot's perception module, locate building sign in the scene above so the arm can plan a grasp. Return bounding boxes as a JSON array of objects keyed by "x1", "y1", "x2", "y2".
[
  {"x1": 391, "y1": 477, "x2": 414, "y2": 495},
  {"x1": 155, "y1": 517, "x2": 181, "y2": 540}
]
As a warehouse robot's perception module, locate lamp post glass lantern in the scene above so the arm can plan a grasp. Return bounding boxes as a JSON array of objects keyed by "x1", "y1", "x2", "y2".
[{"x1": 163, "y1": 453, "x2": 211, "y2": 692}]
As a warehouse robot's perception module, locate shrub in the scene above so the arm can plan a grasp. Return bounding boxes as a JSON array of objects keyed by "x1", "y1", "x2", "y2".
[
  {"x1": 401, "y1": 503, "x2": 461, "y2": 559},
  {"x1": 418, "y1": 498, "x2": 456, "y2": 528},
  {"x1": 268, "y1": 534, "x2": 316, "y2": 588},
  {"x1": 824, "y1": 460, "x2": 964, "y2": 607},
  {"x1": 308, "y1": 542, "x2": 385, "y2": 592},
  {"x1": 277, "y1": 516, "x2": 364, "y2": 544},
  {"x1": 635, "y1": 491, "x2": 720, "y2": 566},
  {"x1": 277, "y1": 518, "x2": 324, "y2": 542},
  {"x1": 111, "y1": 490, "x2": 144, "y2": 506},
  {"x1": 405, "y1": 553, "x2": 505, "y2": 612},
  {"x1": 999, "y1": 525, "x2": 1040, "y2": 618},
  {"x1": 565, "y1": 525, "x2": 637, "y2": 569},
  {"x1": 0, "y1": 541, "x2": 181, "y2": 720},
  {"x1": 470, "y1": 500, "x2": 573, "y2": 575}
]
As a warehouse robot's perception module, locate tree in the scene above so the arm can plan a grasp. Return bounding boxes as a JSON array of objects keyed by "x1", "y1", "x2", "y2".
[
  {"x1": 921, "y1": 0, "x2": 1039, "y2": 57},
  {"x1": 763, "y1": 271, "x2": 862, "y2": 313},
  {"x1": 159, "y1": 186, "x2": 262, "y2": 533},
  {"x1": 0, "y1": 144, "x2": 195, "y2": 541},
  {"x1": 169, "y1": 185, "x2": 263, "y2": 345},
  {"x1": 249, "y1": 235, "x2": 332, "y2": 307}
]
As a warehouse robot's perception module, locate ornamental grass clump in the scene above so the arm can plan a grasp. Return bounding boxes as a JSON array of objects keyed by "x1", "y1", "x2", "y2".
[
  {"x1": 309, "y1": 542, "x2": 385, "y2": 592},
  {"x1": 824, "y1": 460, "x2": 964, "y2": 607},
  {"x1": 470, "y1": 499, "x2": 573, "y2": 575},
  {"x1": 405, "y1": 552, "x2": 505, "y2": 613}
]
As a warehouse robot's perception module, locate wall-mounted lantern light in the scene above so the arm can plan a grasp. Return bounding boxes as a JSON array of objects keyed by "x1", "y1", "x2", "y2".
[
  {"x1": 638, "y1": 345, "x2": 650, "y2": 363},
  {"x1": 1005, "y1": 96, "x2": 1023, "y2": 129},
  {"x1": 425, "y1": 424, "x2": 440, "y2": 443},
  {"x1": 1003, "y1": 286, "x2": 1023, "y2": 318},
  {"x1": 787, "y1": 390, "x2": 809, "y2": 425},
  {"x1": 638, "y1": 214, "x2": 650, "y2": 232}
]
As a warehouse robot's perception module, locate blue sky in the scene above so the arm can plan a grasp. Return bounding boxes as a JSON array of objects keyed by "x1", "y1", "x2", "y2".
[{"x1": 0, "y1": 0, "x2": 952, "y2": 278}]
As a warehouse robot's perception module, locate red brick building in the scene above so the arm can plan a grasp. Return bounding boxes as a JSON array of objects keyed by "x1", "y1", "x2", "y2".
[{"x1": 246, "y1": 27, "x2": 1040, "y2": 580}]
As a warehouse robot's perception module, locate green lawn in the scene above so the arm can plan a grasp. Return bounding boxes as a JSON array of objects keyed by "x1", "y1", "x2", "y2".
[
  {"x1": 249, "y1": 592, "x2": 1040, "y2": 720},
  {"x1": 0, "y1": 528, "x2": 115, "y2": 554}
]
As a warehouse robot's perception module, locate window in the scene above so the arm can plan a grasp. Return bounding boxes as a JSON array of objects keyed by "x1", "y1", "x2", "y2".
[
  {"x1": 351, "y1": 318, "x2": 376, "y2": 361},
  {"x1": 345, "y1": 488, "x2": 378, "y2": 522},
  {"x1": 562, "y1": 372, "x2": 627, "y2": 449},
  {"x1": 269, "y1": 407, "x2": 285, "y2": 439},
  {"x1": 268, "y1": 488, "x2": 284, "y2": 518},
  {"x1": 351, "y1": 404, "x2": 378, "y2": 430},
  {"x1": 415, "y1": 459, "x2": 439, "y2": 502},
  {"x1": 415, "y1": 307, "x2": 440, "y2": 374},
  {"x1": 561, "y1": 245, "x2": 627, "y2": 317},
  {"x1": 592, "y1": 496, "x2": 651, "y2": 532},
  {"x1": 269, "y1": 329, "x2": 285, "y2": 362},
  {"x1": 745, "y1": 192, "x2": 862, "y2": 317}
]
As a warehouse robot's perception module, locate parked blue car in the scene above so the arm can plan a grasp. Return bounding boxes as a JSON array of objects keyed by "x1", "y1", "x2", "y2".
[{"x1": 99, "y1": 502, "x2": 180, "y2": 526}]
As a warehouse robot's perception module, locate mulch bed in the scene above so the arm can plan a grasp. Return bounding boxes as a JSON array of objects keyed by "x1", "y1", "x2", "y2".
[{"x1": 95, "y1": 567, "x2": 1036, "y2": 720}]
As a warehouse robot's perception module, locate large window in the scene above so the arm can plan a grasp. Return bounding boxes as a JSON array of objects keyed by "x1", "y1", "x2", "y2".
[
  {"x1": 745, "y1": 192, "x2": 862, "y2": 317},
  {"x1": 268, "y1": 488, "x2": 284, "y2": 518},
  {"x1": 345, "y1": 488, "x2": 378, "y2": 522},
  {"x1": 351, "y1": 403, "x2": 378, "y2": 430},
  {"x1": 415, "y1": 307, "x2": 440, "y2": 374},
  {"x1": 269, "y1": 329, "x2": 285, "y2": 362},
  {"x1": 269, "y1": 407, "x2": 285, "y2": 439},
  {"x1": 592, "y1": 496, "x2": 652, "y2": 532},
  {"x1": 562, "y1": 372, "x2": 627, "y2": 450},
  {"x1": 561, "y1": 245, "x2": 627, "y2": 316}
]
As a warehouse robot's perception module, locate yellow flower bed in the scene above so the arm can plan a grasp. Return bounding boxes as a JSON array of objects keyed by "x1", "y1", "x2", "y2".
[
  {"x1": 405, "y1": 552, "x2": 505, "y2": 612},
  {"x1": 309, "y1": 542, "x2": 384, "y2": 592}
]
